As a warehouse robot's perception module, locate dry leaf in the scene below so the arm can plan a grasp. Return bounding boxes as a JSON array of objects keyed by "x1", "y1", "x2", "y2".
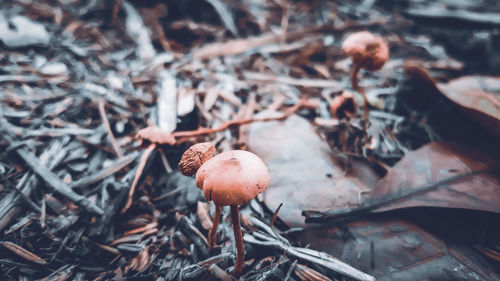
[
  {"x1": 437, "y1": 76, "x2": 500, "y2": 139},
  {"x1": 297, "y1": 218, "x2": 500, "y2": 280},
  {"x1": 249, "y1": 113, "x2": 380, "y2": 227},
  {"x1": 371, "y1": 141, "x2": 500, "y2": 213}
]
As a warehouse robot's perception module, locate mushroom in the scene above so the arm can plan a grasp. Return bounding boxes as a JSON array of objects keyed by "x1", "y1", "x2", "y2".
[
  {"x1": 195, "y1": 150, "x2": 269, "y2": 277},
  {"x1": 178, "y1": 142, "x2": 215, "y2": 176},
  {"x1": 330, "y1": 90, "x2": 357, "y2": 119},
  {"x1": 342, "y1": 31, "x2": 389, "y2": 118}
]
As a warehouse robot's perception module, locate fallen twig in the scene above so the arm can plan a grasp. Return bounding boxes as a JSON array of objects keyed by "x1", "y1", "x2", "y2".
[
  {"x1": 98, "y1": 101, "x2": 123, "y2": 158},
  {"x1": 135, "y1": 98, "x2": 307, "y2": 145},
  {"x1": 244, "y1": 72, "x2": 343, "y2": 89},
  {"x1": 174, "y1": 98, "x2": 306, "y2": 138},
  {"x1": 121, "y1": 143, "x2": 156, "y2": 214}
]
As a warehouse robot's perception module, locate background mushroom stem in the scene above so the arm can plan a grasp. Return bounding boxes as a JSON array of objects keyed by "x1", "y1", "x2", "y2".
[
  {"x1": 230, "y1": 205, "x2": 244, "y2": 277},
  {"x1": 209, "y1": 204, "x2": 222, "y2": 250},
  {"x1": 350, "y1": 63, "x2": 369, "y2": 119}
]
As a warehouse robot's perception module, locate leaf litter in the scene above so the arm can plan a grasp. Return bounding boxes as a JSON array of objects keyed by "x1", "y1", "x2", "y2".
[{"x1": 0, "y1": 0, "x2": 499, "y2": 280}]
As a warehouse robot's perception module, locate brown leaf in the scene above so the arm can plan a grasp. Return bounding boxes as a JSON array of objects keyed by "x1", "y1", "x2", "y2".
[
  {"x1": 0, "y1": 241, "x2": 47, "y2": 265},
  {"x1": 249, "y1": 113, "x2": 380, "y2": 227},
  {"x1": 371, "y1": 141, "x2": 500, "y2": 213},
  {"x1": 297, "y1": 218, "x2": 500, "y2": 280},
  {"x1": 437, "y1": 76, "x2": 500, "y2": 139}
]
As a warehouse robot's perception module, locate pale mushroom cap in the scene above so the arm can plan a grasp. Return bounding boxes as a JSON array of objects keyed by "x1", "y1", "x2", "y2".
[
  {"x1": 195, "y1": 150, "x2": 270, "y2": 206},
  {"x1": 341, "y1": 31, "x2": 389, "y2": 71}
]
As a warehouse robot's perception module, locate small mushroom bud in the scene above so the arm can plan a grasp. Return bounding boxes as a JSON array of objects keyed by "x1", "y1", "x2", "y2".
[
  {"x1": 330, "y1": 90, "x2": 356, "y2": 119},
  {"x1": 342, "y1": 31, "x2": 389, "y2": 119},
  {"x1": 178, "y1": 142, "x2": 215, "y2": 176},
  {"x1": 195, "y1": 150, "x2": 269, "y2": 277}
]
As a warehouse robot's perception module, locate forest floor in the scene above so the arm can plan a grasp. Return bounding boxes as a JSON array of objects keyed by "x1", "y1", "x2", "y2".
[{"x1": 0, "y1": 0, "x2": 499, "y2": 280}]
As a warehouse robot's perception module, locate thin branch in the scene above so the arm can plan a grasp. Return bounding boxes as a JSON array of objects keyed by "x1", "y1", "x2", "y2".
[
  {"x1": 173, "y1": 98, "x2": 306, "y2": 139},
  {"x1": 121, "y1": 143, "x2": 156, "y2": 214},
  {"x1": 98, "y1": 101, "x2": 123, "y2": 158}
]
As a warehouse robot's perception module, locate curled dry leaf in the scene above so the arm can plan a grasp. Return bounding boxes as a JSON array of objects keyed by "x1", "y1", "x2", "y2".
[
  {"x1": 0, "y1": 241, "x2": 47, "y2": 265},
  {"x1": 135, "y1": 126, "x2": 176, "y2": 145},
  {"x1": 370, "y1": 141, "x2": 500, "y2": 213},
  {"x1": 436, "y1": 76, "x2": 500, "y2": 139},
  {"x1": 249, "y1": 113, "x2": 380, "y2": 227},
  {"x1": 404, "y1": 63, "x2": 500, "y2": 140},
  {"x1": 178, "y1": 142, "x2": 216, "y2": 176}
]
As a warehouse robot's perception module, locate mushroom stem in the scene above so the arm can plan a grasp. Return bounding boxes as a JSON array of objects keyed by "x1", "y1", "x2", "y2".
[
  {"x1": 230, "y1": 205, "x2": 244, "y2": 277},
  {"x1": 350, "y1": 63, "x2": 369, "y2": 120},
  {"x1": 208, "y1": 204, "x2": 222, "y2": 250}
]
